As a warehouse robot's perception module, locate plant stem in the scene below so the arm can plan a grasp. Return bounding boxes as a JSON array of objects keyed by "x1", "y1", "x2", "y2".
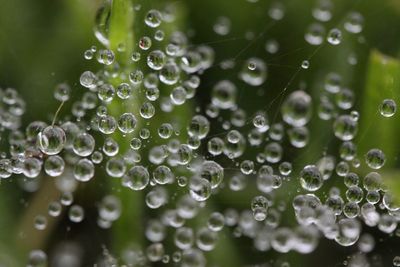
[{"x1": 108, "y1": 0, "x2": 144, "y2": 254}]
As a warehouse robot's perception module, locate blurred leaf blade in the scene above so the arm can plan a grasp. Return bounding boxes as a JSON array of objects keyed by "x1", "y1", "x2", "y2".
[
  {"x1": 359, "y1": 49, "x2": 400, "y2": 199},
  {"x1": 107, "y1": 0, "x2": 144, "y2": 254}
]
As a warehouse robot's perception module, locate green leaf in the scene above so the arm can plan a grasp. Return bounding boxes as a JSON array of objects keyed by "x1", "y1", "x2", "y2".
[
  {"x1": 359, "y1": 49, "x2": 400, "y2": 201},
  {"x1": 108, "y1": 0, "x2": 143, "y2": 253},
  {"x1": 106, "y1": 2, "x2": 243, "y2": 265}
]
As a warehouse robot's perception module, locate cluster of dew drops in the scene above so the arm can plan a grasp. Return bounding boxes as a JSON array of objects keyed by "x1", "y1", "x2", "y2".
[{"x1": 1, "y1": 0, "x2": 400, "y2": 267}]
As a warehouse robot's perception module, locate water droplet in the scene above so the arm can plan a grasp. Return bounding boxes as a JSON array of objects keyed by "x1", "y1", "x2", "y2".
[
  {"x1": 300, "y1": 165, "x2": 323, "y2": 192},
  {"x1": 301, "y1": 60, "x2": 310, "y2": 69},
  {"x1": 211, "y1": 80, "x2": 237, "y2": 109},
  {"x1": 305, "y1": 23, "x2": 325, "y2": 45},
  {"x1": 365, "y1": 149, "x2": 385, "y2": 169},
  {"x1": 38, "y1": 126, "x2": 66, "y2": 155},
  {"x1": 54, "y1": 83, "x2": 71, "y2": 102},
  {"x1": 73, "y1": 133, "x2": 95, "y2": 157},
  {"x1": 118, "y1": 113, "x2": 137, "y2": 134},
  {"x1": 380, "y1": 99, "x2": 396, "y2": 117},
  {"x1": 44, "y1": 155, "x2": 65, "y2": 177},
  {"x1": 239, "y1": 58, "x2": 267, "y2": 86},
  {"x1": 69, "y1": 205, "x2": 85, "y2": 223},
  {"x1": 97, "y1": 49, "x2": 115, "y2": 65},
  {"x1": 147, "y1": 50, "x2": 166, "y2": 70},
  {"x1": 139, "y1": 36, "x2": 152, "y2": 50},
  {"x1": 344, "y1": 12, "x2": 364, "y2": 34},
  {"x1": 80, "y1": 71, "x2": 97, "y2": 89},
  {"x1": 281, "y1": 91, "x2": 312, "y2": 127},
  {"x1": 145, "y1": 9, "x2": 162, "y2": 28},
  {"x1": 327, "y1": 28, "x2": 342, "y2": 45},
  {"x1": 123, "y1": 166, "x2": 150, "y2": 191},
  {"x1": 74, "y1": 158, "x2": 95, "y2": 182}
]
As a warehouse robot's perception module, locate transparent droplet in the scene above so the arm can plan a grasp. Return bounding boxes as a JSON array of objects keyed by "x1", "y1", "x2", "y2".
[
  {"x1": 48, "y1": 201, "x2": 62, "y2": 217},
  {"x1": 181, "y1": 249, "x2": 206, "y2": 267},
  {"x1": 207, "y1": 137, "x2": 224, "y2": 156},
  {"x1": 84, "y1": 49, "x2": 94, "y2": 60},
  {"x1": 118, "y1": 113, "x2": 137, "y2": 134},
  {"x1": 34, "y1": 215, "x2": 47, "y2": 230},
  {"x1": 99, "y1": 195, "x2": 121, "y2": 221},
  {"x1": 74, "y1": 158, "x2": 95, "y2": 182},
  {"x1": 363, "y1": 171, "x2": 382, "y2": 191},
  {"x1": 158, "y1": 123, "x2": 173, "y2": 139},
  {"x1": 240, "y1": 160, "x2": 254, "y2": 175},
  {"x1": 174, "y1": 227, "x2": 194, "y2": 250},
  {"x1": 140, "y1": 102, "x2": 156, "y2": 119},
  {"x1": 60, "y1": 192, "x2": 74, "y2": 206},
  {"x1": 73, "y1": 133, "x2": 95, "y2": 157},
  {"x1": 366, "y1": 190, "x2": 380, "y2": 204},
  {"x1": 343, "y1": 202, "x2": 360, "y2": 218},
  {"x1": 38, "y1": 126, "x2": 66, "y2": 155},
  {"x1": 300, "y1": 165, "x2": 323, "y2": 192},
  {"x1": 123, "y1": 165, "x2": 150, "y2": 191},
  {"x1": 159, "y1": 62, "x2": 180, "y2": 85},
  {"x1": 97, "y1": 84, "x2": 115, "y2": 103},
  {"x1": 154, "y1": 30, "x2": 165, "y2": 41},
  {"x1": 365, "y1": 149, "x2": 385, "y2": 169},
  {"x1": 131, "y1": 51, "x2": 141, "y2": 62},
  {"x1": 153, "y1": 165, "x2": 174, "y2": 185},
  {"x1": 196, "y1": 227, "x2": 218, "y2": 251},
  {"x1": 189, "y1": 176, "x2": 211, "y2": 201},
  {"x1": 147, "y1": 50, "x2": 166, "y2": 70},
  {"x1": 145, "y1": 87, "x2": 160, "y2": 101},
  {"x1": 251, "y1": 196, "x2": 268, "y2": 221},
  {"x1": 188, "y1": 115, "x2": 210, "y2": 140},
  {"x1": 344, "y1": 172, "x2": 359, "y2": 187},
  {"x1": 239, "y1": 58, "x2": 267, "y2": 86},
  {"x1": 281, "y1": 91, "x2": 312, "y2": 127},
  {"x1": 170, "y1": 86, "x2": 187, "y2": 105},
  {"x1": 129, "y1": 70, "x2": 144, "y2": 85},
  {"x1": 103, "y1": 137, "x2": 119, "y2": 157},
  {"x1": 94, "y1": 3, "x2": 111, "y2": 46},
  {"x1": 106, "y1": 157, "x2": 126, "y2": 178},
  {"x1": 327, "y1": 28, "x2": 342, "y2": 45},
  {"x1": 301, "y1": 60, "x2": 310, "y2": 69},
  {"x1": 339, "y1": 141, "x2": 357, "y2": 161},
  {"x1": 288, "y1": 126, "x2": 309, "y2": 148},
  {"x1": 98, "y1": 115, "x2": 117, "y2": 134},
  {"x1": 279, "y1": 162, "x2": 292, "y2": 176},
  {"x1": 69, "y1": 205, "x2": 85, "y2": 223},
  {"x1": 333, "y1": 115, "x2": 358, "y2": 141},
  {"x1": 97, "y1": 49, "x2": 115, "y2": 65},
  {"x1": 130, "y1": 138, "x2": 142, "y2": 150},
  {"x1": 393, "y1": 256, "x2": 400, "y2": 267},
  {"x1": 139, "y1": 36, "x2": 152, "y2": 50},
  {"x1": 206, "y1": 212, "x2": 224, "y2": 232},
  {"x1": 305, "y1": 23, "x2": 326, "y2": 45},
  {"x1": 117, "y1": 83, "x2": 132, "y2": 99},
  {"x1": 211, "y1": 80, "x2": 237, "y2": 110},
  {"x1": 336, "y1": 88, "x2": 354, "y2": 110},
  {"x1": 145, "y1": 9, "x2": 162, "y2": 28},
  {"x1": 380, "y1": 99, "x2": 396, "y2": 117},
  {"x1": 252, "y1": 113, "x2": 269, "y2": 131},
  {"x1": 265, "y1": 39, "x2": 280, "y2": 53},
  {"x1": 271, "y1": 228, "x2": 294, "y2": 253},
  {"x1": 346, "y1": 185, "x2": 364, "y2": 203},
  {"x1": 22, "y1": 158, "x2": 42, "y2": 178},
  {"x1": 44, "y1": 155, "x2": 65, "y2": 177},
  {"x1": 344, "y1": 12, "x2": 364, "y2": 34},
  {"x1": 213, "y1": 16, "x2": 231, "y2": 36},
  {"x1": 268, "y1": 2, "x2": 285, "y2": 20},
  {"x1": 54, "y1": 83, "x2": 71, "y2": 102}
]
